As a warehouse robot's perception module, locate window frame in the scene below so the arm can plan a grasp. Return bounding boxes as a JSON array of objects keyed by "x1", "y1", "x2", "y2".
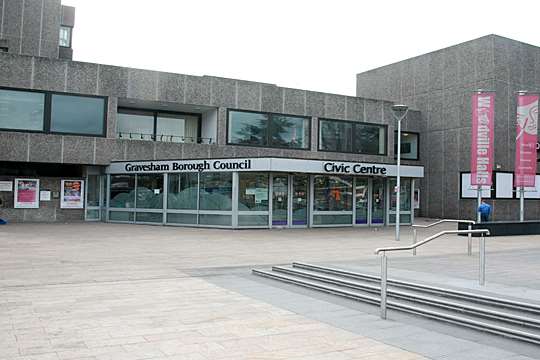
[
  {"x1": 318, "y1": 117, "x2": 388, "y2": 156},
  {"x1": 393, "y1": 130, "x2": 420, "y2": 161},
  {"x1": 226, "y1": 108, "x2": 311, "y2": 150},
  {"x1": 59, "y1": 25, "x2": 73, "y2": 48},
  {"x1": 0, "y1": 86, "x2": 108, "y2": 137},
  {"x1": 117, "y1": 107, "x2": 202, "y2": 143}
]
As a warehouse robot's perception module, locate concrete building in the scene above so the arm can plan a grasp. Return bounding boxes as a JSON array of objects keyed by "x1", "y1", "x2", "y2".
[
  {"x1": 357, "y1": 35, "x2": 540, "y2": 221},
  {"x1": 0, "y1": 1, "x2": 534, "y2": 227}
]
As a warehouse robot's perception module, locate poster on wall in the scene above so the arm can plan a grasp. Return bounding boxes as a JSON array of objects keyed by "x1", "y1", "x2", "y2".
[
  {"x1": 61, "y1": 180, "x2": 85, "y2": 209},
  {"x1": 14, "y1": 179, "x2": 40, "y2": 208}
]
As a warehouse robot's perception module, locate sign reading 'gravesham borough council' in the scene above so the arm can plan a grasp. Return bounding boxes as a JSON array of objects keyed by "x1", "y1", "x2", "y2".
[{"x1": 106, "y1": 158, "x2": 424, "y2": 178}]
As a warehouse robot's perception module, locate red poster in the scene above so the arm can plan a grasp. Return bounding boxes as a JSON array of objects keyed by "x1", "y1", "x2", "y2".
[
  {"x1": 471, "y1": 92, "x2": 495, "y2": 186},
  {"x1": 514, "y1": 94, "x2": 539, "y2": 187}
]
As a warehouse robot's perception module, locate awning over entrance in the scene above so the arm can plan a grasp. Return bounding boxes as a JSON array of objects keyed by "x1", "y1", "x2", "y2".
[{"x1": 106, "y1": 157, "x2": 424, "y2": 178}]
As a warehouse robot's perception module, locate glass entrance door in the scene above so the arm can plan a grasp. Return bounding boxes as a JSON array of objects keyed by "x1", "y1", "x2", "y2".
[
  {"x1": 292, "y1": 175, "x2": 309, "y2": 227},
  {"x1": 355, "y1": 178, "x2": 369, "y2": 225},
  {"x1": 371, "y1": 178, "x2": 385, "y2": 225},
  {"x1": 272, "y1": 175, "x2": 288, "y2": 227}
]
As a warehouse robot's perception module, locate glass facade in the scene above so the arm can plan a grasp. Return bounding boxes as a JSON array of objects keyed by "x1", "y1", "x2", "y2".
[
  {"x1": 228, "y1": 110, "x2": 310, "y2": 149},
  {"x1": 395, "y1": 131, "x2": 419, "y2": 160},
  {"x1": 117, "y1": 110, "x2": 154, "y2": 140},
  {"x1": 59, "y1": 26, "x2": 72, "y2": 47},
  {"x1": 319, "y1": 119, "x2": 386, "y2": 155},
  {"x1": 105, "y1": 171, "x2": 415, "y2": 227},
  {"x1": 0, "y1": 89, "x2": 45, "y2": 131},
  {"x1": 50, "y1": 94, "x2": 105, "y2": 135}
]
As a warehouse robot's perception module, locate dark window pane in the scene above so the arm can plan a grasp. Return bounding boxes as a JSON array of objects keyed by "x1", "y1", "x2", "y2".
[
  {"x1": 319, "y1": 120, "x2": 353, "y2": 152},
  {"x1": 238, "y1": 172, "x2": 268, "y2": 211},
  {"x1": 0, "y1": 89, "x2": 44, "y2": 131},
  {"x1": 136, "y1": 174, "x2": 163, "y2": 209},
  {"x1": 110, "y1": 175, "x2": 135, "y2": 208},
  {"x1": 116, "y1": 110, "x2": 154, "y2": 140},
  {"x1": 167, "y1": 173, "x2": 198, "y2": 210},
  {"x1": 269, "y1": 115, "x2": 310, "y2": 149},
  {"x1": 51, "y1": 95, "x2": 105, "y2": 135},
  {"x1": 354, "y1": 123, "x2": 385, "y2": 155},
  {"x1": 199, "y1": 172, "x2": 233, "y2": 211},
  {"x1": 313, "y1": 175, "x2": 353, "y2": 211},
  {"x1": 394, "y1": 132, "x2": 419, "y2": 159},
  {"x1": 228, "y1": 111, "x2": 268, "y2": 145}
]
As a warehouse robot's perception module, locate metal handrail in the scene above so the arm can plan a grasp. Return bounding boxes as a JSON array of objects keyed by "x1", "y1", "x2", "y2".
[
  {"x1": 412, "y1": 219, "x2": 476, "y2": 256},
  {"x1": 375, "y1": 228, "x2": 490, "y2": 320}
]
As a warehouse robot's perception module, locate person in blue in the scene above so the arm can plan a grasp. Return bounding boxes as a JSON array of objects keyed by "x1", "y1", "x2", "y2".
[{"x1": 478, "y1": 200, "x2": 492, "y2": 222}]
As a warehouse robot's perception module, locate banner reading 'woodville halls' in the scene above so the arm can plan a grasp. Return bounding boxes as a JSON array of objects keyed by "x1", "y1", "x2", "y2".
[
  {"x1": 514, "y1": 94, "x2": 539, "y2": 187},
  {"x1": 470, "y1": 92, "x2": 495, "y2": 186}
]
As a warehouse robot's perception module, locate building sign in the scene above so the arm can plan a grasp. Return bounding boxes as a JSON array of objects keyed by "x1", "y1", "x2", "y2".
[
  {"x1": 470, "y1": 92, "x2": 495, "y2": 186},
  {"x1": 107, "y1": 158, "x2": 424, "y2": 178},
  {"x1": 514, "y1": 94, "x2": 539, "y2": 187},
  {"x1": 61, "y1": 180, "x2": 85, "y2": 209},
  {"x1": 14, "y1": 179, "x2": 40, "y2": 208}
]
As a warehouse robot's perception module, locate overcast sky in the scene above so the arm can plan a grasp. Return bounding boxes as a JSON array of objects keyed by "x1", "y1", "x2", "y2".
[{"x1": 62, "y1": 0, "x2": 540, "y2": 96}]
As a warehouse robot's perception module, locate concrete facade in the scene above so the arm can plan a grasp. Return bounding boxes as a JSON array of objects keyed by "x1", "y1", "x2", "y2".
[{"x1": 356, "y1": 34, "x2": 540, "y2": 221}]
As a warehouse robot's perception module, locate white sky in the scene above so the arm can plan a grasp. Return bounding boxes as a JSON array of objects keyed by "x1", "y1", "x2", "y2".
[{"x1": 62, "y1": 0, "x2": 540, "y2": 96}]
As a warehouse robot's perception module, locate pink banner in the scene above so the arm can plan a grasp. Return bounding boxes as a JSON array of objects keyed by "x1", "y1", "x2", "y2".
[
  {"x1": 514, "y1": 94, "x2": 539, "y2": 187},
  {"x1": 471, "y1": 92, "x2": 495, "y2": 186}
]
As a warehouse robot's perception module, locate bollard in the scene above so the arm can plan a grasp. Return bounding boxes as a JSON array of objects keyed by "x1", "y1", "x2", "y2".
[
  {"x1": 380, "y1": 253, "x2": 388, "y2": 319},
  {"x1": 467, "y1": 224, "x2": 472, "y2": 256},
  {"x1": 413, "y1": 228, "x2": 417, "y2": 256},
  {"x1": 479, "y1": 234, "x2": 485, "y2": 286}
]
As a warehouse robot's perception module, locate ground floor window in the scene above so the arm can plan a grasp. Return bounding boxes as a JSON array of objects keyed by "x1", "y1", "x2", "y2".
[{"x1": 104, "y1": 172, "x2": 415, "y2": 228}]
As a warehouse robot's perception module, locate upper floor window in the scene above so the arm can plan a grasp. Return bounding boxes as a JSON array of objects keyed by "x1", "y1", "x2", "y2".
[
  {"x1": 59, "y1": 26, "x2": 72, "y2": 48},
  {"x1": 227, "y1": 110, "x2": 310, "y2": 149},
  {"x1": 319, "y1": 118, "x2": 386, "y2": 155},
  {"x1": 0, "y1": 87, "x2": 106, "y2": 136},
  {"x1": 0, "y1": 89, "x2": 45, "y2": 131},
  {"x1": 50, "y1": 94, "x2": 106, "y2": 136},
  {"x1": 116, "y1": 108, "x2": 203, "y2": 143},
  {"x1": 394, "y1": 131, "x2": 419, "y2": 160}
]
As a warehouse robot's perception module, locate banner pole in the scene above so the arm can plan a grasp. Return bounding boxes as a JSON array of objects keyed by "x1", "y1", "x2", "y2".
[{"x1": 520, "y1": 187, "x2": 525, "y2": 222}]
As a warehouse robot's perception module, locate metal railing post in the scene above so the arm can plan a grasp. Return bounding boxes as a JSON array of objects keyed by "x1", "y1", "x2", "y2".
[
  {"x1": 479, "y1": 234, "x2": 486, "y2": 286},
  {"x1": 412, "y1": 228, "x2": 417, "y2": 256},
  {"x1": 467, "y1": 224, "x2": 472, "y2": 256},
  {"x1": 380, "y1": 252, "x2": 388, "y2": 319}
]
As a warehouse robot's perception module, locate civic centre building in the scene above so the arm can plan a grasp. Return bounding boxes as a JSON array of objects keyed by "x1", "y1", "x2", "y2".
[{"x1": 0, "y1": 0, "x2": 537, "y2": 227}]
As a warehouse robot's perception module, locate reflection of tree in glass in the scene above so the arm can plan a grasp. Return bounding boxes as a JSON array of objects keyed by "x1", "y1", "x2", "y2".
[
  {"x1": 270, "y1": 116, "x2": 298, "y2": 147},
  {"x1": 356, "y1": 125, "x2": 380, "y2": 154},
  {"x1": 235, "y1": 118, "x2": 267, "y2": 145}
]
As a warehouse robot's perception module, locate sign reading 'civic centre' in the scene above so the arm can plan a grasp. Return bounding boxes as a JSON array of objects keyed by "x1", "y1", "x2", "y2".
[{"x1": 107, "y1": 158, "x2": 424, "y2": 178}]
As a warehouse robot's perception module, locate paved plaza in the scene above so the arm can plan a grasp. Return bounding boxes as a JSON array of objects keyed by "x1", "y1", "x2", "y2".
[{"x1": 1, "y1": 221, "x2": 540, "y2": 359}]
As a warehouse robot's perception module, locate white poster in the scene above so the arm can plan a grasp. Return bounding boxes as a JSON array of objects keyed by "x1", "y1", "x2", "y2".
[
  {"x1": 461, "y1": 173, "x2": 491, "y2": 198},
  {"x1": 60, "y1": 180, "x2": 85, "y2": 209},
  {"x1": 495, "y1": 173, "x2": 514, "y2": 199},
  {"x1": 14, "y1": 179, "x2": 40, "y2": 208},
  {"x1": 40, "y1": 191, "x2": 51, "y2": 201},
  {"x1": 524, "y1": 175, "x2": 540, "y2": 199},
  {"x1": 0, "y1": 181, "x2": 13, "y2": 192}
]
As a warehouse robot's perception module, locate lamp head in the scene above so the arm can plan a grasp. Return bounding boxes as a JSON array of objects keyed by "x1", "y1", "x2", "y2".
[{"x1": 391, "y1": 104, "x2": 409, "y2": 121}]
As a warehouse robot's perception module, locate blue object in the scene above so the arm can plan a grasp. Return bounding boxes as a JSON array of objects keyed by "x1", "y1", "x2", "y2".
[
  {"x1": 0, "y1": 218, "x2": 7, "y2": 225},
  {"x1": 478, "y1": 203, "x2": 491, "y2": 216}
]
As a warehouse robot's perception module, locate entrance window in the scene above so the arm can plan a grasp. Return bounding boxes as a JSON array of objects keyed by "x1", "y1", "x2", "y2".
[
  {"x1": 110, "y1": 175, "x2": 135, "y2": 208},
  {"x1": 314, "y1": 175, "x2": 353, "y2": 211},
  {"x1": 167, "y1": 173, "x2": 198, "y2": 210},
  {"x1": 199, "y1": 172, "x2": 233, "y2": 211},
  {"x1": 355, "y1": 178, "x2": 369, "y2": 224},
  {"x1": 389, "y1": 178, "x2": 412, "y2": 224},
  {"x1": 238, "y1": 173, "x2": 269, "y2": 211},
  {"x1": 371, "y1": 178, "x2": 385, "y2": 224},
  {"x1": 136, "y1": 174, "x2": 163, "y2": 209}
]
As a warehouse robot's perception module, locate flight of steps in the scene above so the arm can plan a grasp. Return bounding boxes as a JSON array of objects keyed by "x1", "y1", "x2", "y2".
[{"x1": 252, "y1": 262, "x2": 540, "y2": 344}]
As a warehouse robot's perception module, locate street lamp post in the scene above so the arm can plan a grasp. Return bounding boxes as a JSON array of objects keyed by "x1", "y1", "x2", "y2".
[{"x1": 391, "y1": 104, "x2": 409, "y2": 241}]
